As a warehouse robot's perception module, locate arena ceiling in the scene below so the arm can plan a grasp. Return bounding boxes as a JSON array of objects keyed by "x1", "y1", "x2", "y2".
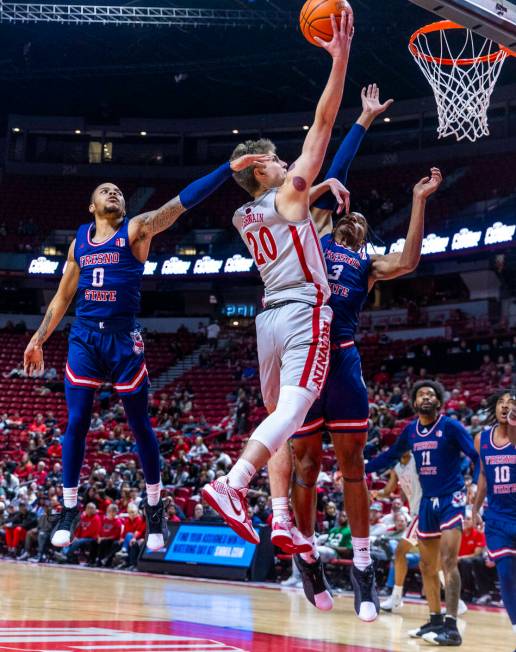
[{"x1": 0, "y1": 0, "x2": 515, "y2": 124}]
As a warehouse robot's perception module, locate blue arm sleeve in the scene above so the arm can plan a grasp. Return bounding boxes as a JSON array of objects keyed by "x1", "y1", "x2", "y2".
[
  {"x1": 179, "y1": 161, "x2": 232, "y2": 210},
  {"x1": 365, "y1": 428, "x2": 411, "y2": 475},
  {"x1": 313, "y1": 123, "x2": 366, "y2": 211},
  {"x1": 452, "y1": 421, "x2": 480, "y2": 483}
]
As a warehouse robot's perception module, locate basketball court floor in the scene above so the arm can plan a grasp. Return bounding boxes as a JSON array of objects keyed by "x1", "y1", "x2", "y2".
[{"x1": 0, "y1": 561, "x2": 511, "y2": 652}]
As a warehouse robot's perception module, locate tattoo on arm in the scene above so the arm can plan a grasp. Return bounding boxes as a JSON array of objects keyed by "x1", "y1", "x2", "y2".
[
  {"x1": 35, "y1": 308, "x2": 53, "y2": 345},
  {"x1": 143, "y1": 199, "x2": 185, "y2": 238}
]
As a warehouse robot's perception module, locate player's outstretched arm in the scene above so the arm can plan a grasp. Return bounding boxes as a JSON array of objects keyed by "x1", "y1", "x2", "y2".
[
  {"x1": 128, "y1": 155, "x2": 268, "y2": 258},
  {"x1": 24, "y1": 240, "x2": 80, "y2": 377},
  {"x1": 368, "y1": 167, "x2": 442, "y2": 290},
  {"x1": 508, "y1": 404, "x2": 516, "y2": 446},
  {"x1": 311, "y1": 85, "x2": 393, "y2": 236},
  {"x1": 277, "y1": 11, "x2": 353, "y2": 222},
  {"x1": 365, "y1": 428, "x2": 411, "y2": 475}
]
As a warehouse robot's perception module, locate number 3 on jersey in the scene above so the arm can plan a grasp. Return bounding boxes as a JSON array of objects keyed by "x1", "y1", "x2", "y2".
[
  {"x1": 246, "y1": 227, "x2": 278, "y2": 267},
  {"x1": 92, "y1": 267, "x2": 104, "y2": 287}
]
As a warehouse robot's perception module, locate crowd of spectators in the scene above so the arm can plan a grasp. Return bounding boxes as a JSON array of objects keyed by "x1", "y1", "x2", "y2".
[{"x1": 0, "y1": 325, "x2": 513, "y2": 608}]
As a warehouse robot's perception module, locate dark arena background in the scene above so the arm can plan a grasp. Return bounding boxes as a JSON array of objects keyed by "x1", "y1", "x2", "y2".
[{"x1": 0, "y1": 1, "x2": 515, "y2": 650}]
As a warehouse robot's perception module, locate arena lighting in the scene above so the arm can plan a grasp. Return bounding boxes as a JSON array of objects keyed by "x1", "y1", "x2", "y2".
[
  {"x1": 383, "y1": 117, "x2": 391, "y2": 123},
  {"x1": 366, "y1": 243, "x2": 387, "y2": 256},
  {"x1": 232, "y1": 129, "x2": 239, "y2": 135},
  {"x1": 193, "y1": 256, "x2": 224, "y2": 274},
  {"x1": 140, "y1": 131, "x2": 147, "y2": 136},
  {"x1": 389, "y1": 238, "x2": 406, "y2": 254},
  {"x1": 451, "y1": 227, "x2": 482, "y2": 250},
  {"x1": 74, "y1": 129, "x2": 81, "y2": 134},
  {"x1": 302, "y1": 125, "x2": 309, "y2": 130},
  {"x1": 161, "y1": 257, "x2": 191, "y2": 275},
  {"x1": 12, "y1": 127, "x2": 21, "y2": 133},
  {"x1": 0, "y1": 3, "x2": 292, "y2": 28}
]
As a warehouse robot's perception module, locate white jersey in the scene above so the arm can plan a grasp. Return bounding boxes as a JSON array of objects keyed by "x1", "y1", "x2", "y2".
[
  {"x1": 394, "y1": 454, "x2": 422, "y2": 516},
  {"x1": 233, "y1": 188, "x2": 330, "y2": 308}
]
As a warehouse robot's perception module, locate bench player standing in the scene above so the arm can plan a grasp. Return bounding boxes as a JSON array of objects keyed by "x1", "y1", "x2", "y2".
[
  {"x1": 201, "y1": 13, "x2": 354, "y2": 569},
  {"x1": 366, "y1": 381, "x2": 479, "y2": 646},
  {"x1": 472, "y1": 389, "x2": 516, "y2": 640},
  {"x1": 23, "y1": 153, "x2": 267, "y2": 551}
]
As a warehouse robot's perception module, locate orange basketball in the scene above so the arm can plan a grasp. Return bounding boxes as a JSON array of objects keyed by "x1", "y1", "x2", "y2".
[{"x1": 299, "y1": 0, "x2": 353, "y2": 47}]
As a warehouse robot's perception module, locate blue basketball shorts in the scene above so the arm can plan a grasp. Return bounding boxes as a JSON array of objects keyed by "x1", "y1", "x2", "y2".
[
  {"x1": 417, "y1": 489, "x2": 467, "y2": 539},
  {"x1": 484, "y1": 516, "x2": 516, "y2": 562},
  {"x1": 293, "y1": 342, "x2": 369, "y2": 438},
  {"x1": 65, "y1": 318, "x2": 148, "y2": 395}
]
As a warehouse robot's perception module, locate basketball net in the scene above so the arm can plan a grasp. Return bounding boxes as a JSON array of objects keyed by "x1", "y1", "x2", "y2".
[{"x1": 409, "y1": 21, "x2": 511, "y2": 142}]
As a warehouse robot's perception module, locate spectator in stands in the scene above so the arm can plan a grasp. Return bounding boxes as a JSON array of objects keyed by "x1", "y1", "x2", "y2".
[
  {"x1": 207, "y1": 320, "x2": 220, "y2": 350},
  {"x1": 188, "y1": 437, "x2": 209, "y2": 460},
  {"x1": 252, "y1": 495, "x2": 271, "y2": 528},
  {"x1": 3, "y1": 363, "x2": 25, "y2": 379},
  {"x1": 380, "y1": 498, "x2": 410, "y2": 529},
  {"x1": 55, "y1": 502, "x2": 101, "y2": 565},
  {"x1": 396, "y1": 395, "x2": 415, "y2": 419},
  {"x1": 117, "y1": 502, "x2": 145, "y2": 570},
  {"x1": 321, "y1": 502, "x2": 338, "y2": 533},
  {"x1": 318, "y1": 511, "x2": 352, "y2": 562},
  {"x1": 94, "y1": 503, "x2": 123, "y2": 567},
  {"x1": 90, "y1": 413, "x2": 104, "y2": 433},
  {"x1": 369, "y1": 503, "x2": 388, "y2": 539},
  {"x1": 4, "y1": 502, "x2": 37, "y2": 556},
  {"x1": 16, "y1": 453, "x2": 34, "y2": 482},
  {"x1": 191, "y1": 503, "x2": 204, "y2": 521}
]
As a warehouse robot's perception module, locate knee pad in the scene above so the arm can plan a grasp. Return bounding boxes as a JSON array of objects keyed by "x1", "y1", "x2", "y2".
[{"x1": 251, "y1": 385, "x2": 316, "y2": 454}]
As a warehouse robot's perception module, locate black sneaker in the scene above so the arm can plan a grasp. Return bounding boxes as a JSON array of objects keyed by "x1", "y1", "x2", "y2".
[
  {"x1": 409, "y1": 615, "x2": 445, "y2": 638},
  {"x1": 350, "y1": 564, "x2": 380, "y2": 621},
  {"x1": 50, "y1": 506, "x2": 79, "y2": 548},
  {"x1": 293, "y1": 554, "x2": 333, "y2": 610},
  {"x1": 423, "y1": 620, "x2": 462, "y2": 647},
  {"x1": 143, "y1": 498, "x2": 169, "y2": 551}
]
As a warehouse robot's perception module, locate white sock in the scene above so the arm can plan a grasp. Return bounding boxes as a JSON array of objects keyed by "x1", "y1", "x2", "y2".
[
  {"x1": 272, "y1": 497, "x2": 290, "y2": 521},
  {"x1": 512, "y1": 624, "x2": 516, "y2": 634},
  {"x1": 439, "y1": 570, "x2": 445, "y2": 586},
  {"x1": 250, "y1": 385, "x2": 314, "y2": 454},
  {"x1": 300, "y1": 533, "x2": 319, "y2": 564},
  {"x1": 146, "y1": 482, "x2": 161, "y2": 506},
  {"x1": 392, "y1": 585, "x2": 403, "y2": 600},
  {"x1": 352, "y1": 536, "x2": 372, "y2": 571},
  {"x1": 63, "y1": 487, "x2": 78, "y2": 509},
  {"x1": 227, "y1": 459, "x2": 256, "y2": 490}
]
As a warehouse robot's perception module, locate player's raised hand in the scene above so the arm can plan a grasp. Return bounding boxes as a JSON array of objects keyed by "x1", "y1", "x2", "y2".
[
  {"x1": 24, "y1": 340, "x2": 44, "y2": 377},
  {"x1": 361, "y1": 84, "x2": 394, "y2": 118},
  {"x1": 413, "y1": 167, "x2": 443, "y2": 199},
  {"x1": 325, "y1": 178, "x2": 350, "y2": 214},
  {"x1": 230, "y1": 154, "x2": 270, "y2": 173},
  {"x1": 314, "y1": 10, "x2": 354, "y2": 60}
]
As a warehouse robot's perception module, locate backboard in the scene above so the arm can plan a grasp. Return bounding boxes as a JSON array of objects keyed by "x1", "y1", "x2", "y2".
[{"x1": 409, "y1": 0, "x2": 516, "y2": 49}]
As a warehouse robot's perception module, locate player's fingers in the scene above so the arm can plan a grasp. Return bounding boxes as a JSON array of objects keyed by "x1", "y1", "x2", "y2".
[
  {"x1": 345, "y1": 193, "x2": 350, "y2": 214},
  {"x1": 382, "y1": 98, "x2": 394, "y2": 109},
  {"x1": 313, "y1": 36, "x2": 328, "y2": 48},
  {"x1": 347, "y1": 11, "x2": 354, "y2": 37},
  {"x1": 329, "y1": 12, "x2": 338, "y2": 36},
  {"x1": 361, "y1": 87, "x2": 366, "y2": 99}
]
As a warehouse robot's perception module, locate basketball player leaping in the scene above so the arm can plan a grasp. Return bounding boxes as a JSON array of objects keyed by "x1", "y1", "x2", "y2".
[
  {"x1": 23, "y1": 153, "x2": 268, "y2": 552},
  {"x1": 366, "y1": 381, "x2": 479, "y2": 646},
  {"x1": 201, "y1": 12, "x2": 354, "y2": 552},
  {"x1": 472, "y1": 389, "x2": 516, "y2": 642}
]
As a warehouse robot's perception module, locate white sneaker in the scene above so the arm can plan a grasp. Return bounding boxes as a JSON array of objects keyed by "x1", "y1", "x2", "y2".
[
  {"x1": 380, "y1": 593, "x2": 404, "y2": 612},
  {"x1": 201, "y1": 480, "x2": 259, "y2": 544},
  {"x1": 457, "y1": 599, "x2": 468, "y2": 616},
  {"x1": 281, "y1": 575, "x2": 300, "y2": 587}
]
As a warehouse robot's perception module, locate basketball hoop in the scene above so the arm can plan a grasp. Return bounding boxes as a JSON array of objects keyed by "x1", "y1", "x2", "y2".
[{"x1": 409, "y1": 20, "x2": 515, "y2": 142}]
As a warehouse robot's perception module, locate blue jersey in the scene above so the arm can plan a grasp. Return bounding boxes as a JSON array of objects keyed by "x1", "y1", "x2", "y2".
[
  {"x1": 480, "y1": 426, "x2": 516, "y2": 523},
  {"x1": 74, "y1": 218, "x2": 144, "y2": 320},
  {"x1": 320, "y1": 234, "x2": 370, "y2": 342},
  {"x1": 366, "y1": 415, "x2": 479, "y2": 497}
]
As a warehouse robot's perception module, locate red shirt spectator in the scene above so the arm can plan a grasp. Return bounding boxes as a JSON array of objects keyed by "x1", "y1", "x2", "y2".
[
  {"x1": 47, "y1": 441, "x2": 62, "y2": 458},
  {"x1": 100, "y1": 514, "x2": 123, "y2": 540},
  {"x1": 75, "y1": 507, "x2": 101, "y2": 539},
  {"x1": 96, "y1": 496, "x2": 113, "y2": 514},
  {"x1": 459, "y1": 526, "x2": 485, "y2": 557},
  {"x1": 123, "y1": 510, "x2": 146, "y2": 540}
]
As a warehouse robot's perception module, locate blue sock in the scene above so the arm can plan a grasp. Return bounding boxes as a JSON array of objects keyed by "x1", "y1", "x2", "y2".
[
  {"x1": 121, "y1": 383, "x2": 161, "y2": 485},
  {"x1": 62, "y1": 385, "x2": 95, "y2": 487},
  {"x1": 496, "y1": 555, "x2": 516, "y2": 626},
  {"x1": 313, "y1": 123, "x2": 366, "y2": 211}
]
